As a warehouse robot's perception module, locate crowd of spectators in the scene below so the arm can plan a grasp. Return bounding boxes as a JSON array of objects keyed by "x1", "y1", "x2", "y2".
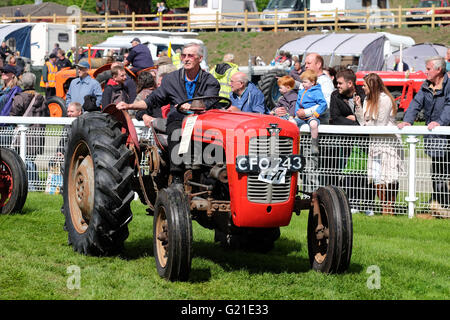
[{"x1": 2, "y1": 40, "x2": 449, "y2": 216}]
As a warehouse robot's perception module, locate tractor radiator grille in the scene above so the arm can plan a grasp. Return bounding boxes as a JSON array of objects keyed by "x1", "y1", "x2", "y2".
[{"x1": 247, "y1": 136, "x2": 293, "y2": 204}]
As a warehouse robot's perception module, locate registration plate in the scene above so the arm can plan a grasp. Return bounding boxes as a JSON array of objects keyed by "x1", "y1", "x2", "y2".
[{"x1": 235, "y1": 155, "x2": 305, "y2": 173}]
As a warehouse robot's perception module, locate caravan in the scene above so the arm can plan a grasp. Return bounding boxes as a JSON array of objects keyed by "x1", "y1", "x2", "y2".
[
  {"x1": 189, "y1": 0, "x2": 258, "y2": 29},
  {"x1": 0, "y1": 23, "x2": 77, "y2": 68},
  {"x1": 309, "y1": 0, "x2": 395, "y2": 26}
]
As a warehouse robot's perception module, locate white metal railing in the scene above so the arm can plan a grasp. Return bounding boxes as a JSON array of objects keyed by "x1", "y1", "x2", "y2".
[{"x1": 1, "y1": 116, "x2": 449, "y2": 218}]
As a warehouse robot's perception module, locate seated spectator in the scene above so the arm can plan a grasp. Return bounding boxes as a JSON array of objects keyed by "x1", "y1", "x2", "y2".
[
  {"x1": 289, "y1": 61, "x2": 303, "y2": 82},
  {"x1": 124, "y1": 38, "x2": 154, "y2": 74},
  {"x1": 272, "y1": 75, "x2": 298, "y2": 121},
  {"x1": 324, "y1": 67, "x2": 337, "y2": 88},
  {"x1": 96, "y1": 61, "x2": 137, "y2": 102},
  {"x1": 132, "y1": 71, "x2": 156, "y2": 122},
  {"x1": 228, "y1": 72, "x2": 268, "y2": 114},
  {"x1": 101, "y1": 64, "x2": 131, "y2": 107},
  {"x1": 295, "y1": 70, "x2": 328, "y2": 155}
]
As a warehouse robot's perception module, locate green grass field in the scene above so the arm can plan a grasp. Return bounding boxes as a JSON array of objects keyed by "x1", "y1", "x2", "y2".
[{"x1": 0, "y1": 192, "x2": 448, "y2": 300}]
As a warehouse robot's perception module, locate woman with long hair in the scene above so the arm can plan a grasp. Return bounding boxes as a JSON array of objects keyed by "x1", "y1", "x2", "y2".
[
  {"x1": 0, "y1": 64, "x2": 21, "y2": 116},
  {"x1": 354, "y1": 73, "x2": 403, "y2": 215}
]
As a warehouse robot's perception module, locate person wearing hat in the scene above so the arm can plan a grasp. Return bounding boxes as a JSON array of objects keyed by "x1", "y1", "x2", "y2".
[
  {"x1": 124, "y1": 37, "x2": 154, "y2": 74},
  {"x1": 0, "y1": 64, "x2": 22, "y2": 116},
  {"x1": 40, "y1": 53, "x2": 58, "y2": 98},
  {"x1": 65, "y1": 60, "x2": 102, "y2": 109}
]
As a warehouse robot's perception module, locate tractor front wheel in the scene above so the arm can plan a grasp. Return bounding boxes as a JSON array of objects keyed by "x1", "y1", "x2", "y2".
[
  {"x1": 307, "y1": 185, "x2": 353, "y2": 274},
  {"x1": 153, "y1": 185, "x2": 192, "y2": 281}
]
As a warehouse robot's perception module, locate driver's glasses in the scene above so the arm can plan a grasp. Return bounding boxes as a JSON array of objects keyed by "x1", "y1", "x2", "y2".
[{"x1": 181, "y1": 53, "x2": 197, "y2": 60}]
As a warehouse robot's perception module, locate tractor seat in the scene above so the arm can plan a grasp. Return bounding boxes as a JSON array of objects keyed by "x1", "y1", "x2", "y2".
[
  {"x1": 152, "y1": 118, "x2": 167, "y2": 134},
  {"x1": 151, "y1": 118, "x2": 168, "y2": 149}
]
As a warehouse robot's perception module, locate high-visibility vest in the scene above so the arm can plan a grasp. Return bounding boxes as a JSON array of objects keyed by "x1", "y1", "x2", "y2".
[
  {"x1": 212, "y1": 62, "x2": 239, "y2": 98},
  {"x1": 67, "y1": 49, "x2": 74, "y2": 64},
  {"x1": 40, "y1": 61, "x2": 57, "y2": 88}
]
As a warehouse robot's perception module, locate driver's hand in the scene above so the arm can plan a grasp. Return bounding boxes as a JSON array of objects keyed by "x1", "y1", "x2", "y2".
[
  {"x1": 116, "y1": 102, "x2": 129, "y2": 110},
  {"x1": 179, "y1": 103, "x2": 191, "y2": 111},
  {"x1": 227, "y1": 106, "x2": 240, "y2": 112}
]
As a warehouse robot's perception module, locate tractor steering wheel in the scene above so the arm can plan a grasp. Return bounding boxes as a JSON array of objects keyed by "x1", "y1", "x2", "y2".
[{"x1": 176, "y1": 96, "x2": 232, "y2": 115}]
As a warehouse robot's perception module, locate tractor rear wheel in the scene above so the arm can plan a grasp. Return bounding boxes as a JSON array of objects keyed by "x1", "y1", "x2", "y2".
[
  {"x1": 153, "y1": 185, "x2": 192, "y2": 281},
  {"x1": 307, "y1": 185, "x2": 353, "y2": 274},
  {"x1": 63, "y1": 112, "x2": 134, "y2": 256},
  {"x1": 258, "y1": 69, "x2": 288, "y2": 111},
  {"x1": 46, "y1": 96, "x2": 67, "y2": 117},
  {"x1": 0, "y1": 148, "x2": 28, "y2": 214}
]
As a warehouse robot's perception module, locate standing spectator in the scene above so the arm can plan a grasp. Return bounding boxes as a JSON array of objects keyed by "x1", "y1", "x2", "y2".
[
  {"x1": 330, "y1": 69, "x2": 375, "y2": 215},
  {"x1": 398, "y1": 56, "x2": 450, "y2": 215},
  {"x1": 65, "y1": 61, "x2": 102, "y2": 108},
  {"x1": 228, "y1": 72, "x2": 268, "y2": 114},
  {"x1": 10, "y1": 72, "x2": 48, "y2": 189},
  {"x1": 52, "y1": 43, "x2": 60, "y2": 56},
  {"x1": 124, "y1": 38, "x2": 154, "y2": 74},
  {"x1": 211, "y1": 53, "x2": 239, "y2": 99},
  {"x1": 355, "y1": 73, "x2": 402, "y2": 216},
  {"x1": 272, "y1": 75, "x2": 298, "y2": 120},
  {"x1": 393, "y1": 55, "x2": 409, "y2": 72},
  {"x1": 66, "y1": 47, "x2": 77, "y2": 64},
  {"x1": 76, "y1": 47, "x2": 85, "y2": 63},
  {"x1": 116, "y1": 42, "x2": 220, "y2": 185},
  {"x1": 14, "y1": 7, "x2": 24, "y2": 20},
  {"x1": 101, "y1": 64, "x2": 131, "y2": 107},
  {"x1": 0, "y1": 65, "x2": 21, "y2": 116},
  {"x1": 40, "y1": 53, "x2": 58, "y2": 98},
  {"x1": 0, "y1": 41, "x2": 12, "y2": 63},
  {"x1": 56, "y1": 49, "x2": 72, "y2": 70},
  {"x1": 289, "y1": 60, "x2": 302, "y2": 82}
]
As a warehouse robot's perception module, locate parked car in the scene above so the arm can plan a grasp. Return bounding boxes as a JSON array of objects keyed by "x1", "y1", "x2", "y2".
[{"x1": 406, "y1": 0, "x2": 450, "y2": 26}]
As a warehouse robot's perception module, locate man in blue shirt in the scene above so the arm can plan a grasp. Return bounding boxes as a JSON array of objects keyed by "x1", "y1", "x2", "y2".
[
  {"x1": 65, "y1": 61, "x2": 102, "y2": 109},
  {"x1": 124, "y1": 38, "x2": 154, "y2": 74},
  {"x1": 228, "y1": 72, "x2": 268, "y2": 114}
]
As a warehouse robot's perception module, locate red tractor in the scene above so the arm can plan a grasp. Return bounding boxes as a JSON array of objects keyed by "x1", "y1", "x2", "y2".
[
  {"x1": 63, "y1": 97, "x2": 353, "y2": 281},
  {"x1": 356, "y1": 70, "x2": 427, "y2": 120}
]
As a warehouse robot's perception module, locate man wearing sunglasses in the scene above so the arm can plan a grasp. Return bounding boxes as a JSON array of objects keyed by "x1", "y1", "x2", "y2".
[{"x1": 117, "y1": 42, "x2": 220, "y2": 185}]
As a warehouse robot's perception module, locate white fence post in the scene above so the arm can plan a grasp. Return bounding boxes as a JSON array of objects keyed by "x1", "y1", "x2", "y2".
[
  {"x1": 18, "y1": 124, "x2": 28, "y2": 162},
  {"x1": 405, "y1": 135, "x2": 419, "y2": 218}
]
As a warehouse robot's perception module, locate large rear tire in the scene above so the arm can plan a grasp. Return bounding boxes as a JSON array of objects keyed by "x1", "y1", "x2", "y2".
[
  {"x1": 46, "y1": 96, "x2": 67, "y2": 117},
  {"x1": 153, "y1": 186, "x2": 192, "y2": 281},
  {"x1": 307, "y1": 185, "x2": 353, "y2": 274},
  {"x1": 258, "y1": 69, "x2": 288, "y2": 111},
  {"x1": 63, "y1": 112, "x2": 134, "y2": 256},
  {"x1": 0, "y1": 148, "x2": 28, "y2": 214}
]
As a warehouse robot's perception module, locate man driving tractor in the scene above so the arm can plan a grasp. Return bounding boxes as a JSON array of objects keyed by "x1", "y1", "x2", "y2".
[{"x1": 116, "y1": 42, "x2": 220, "y2": 185}]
